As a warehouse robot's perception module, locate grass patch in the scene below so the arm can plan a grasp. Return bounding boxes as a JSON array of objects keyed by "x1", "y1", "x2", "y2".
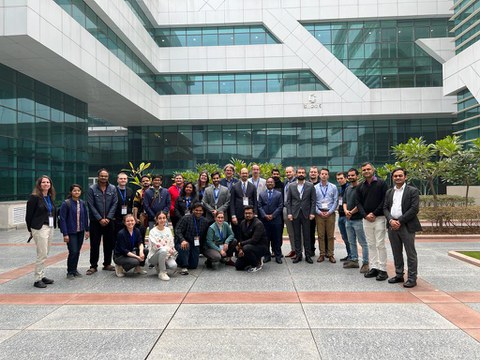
[{"x1": 459, "y1": 251, "x2": 480, "y2": 260}]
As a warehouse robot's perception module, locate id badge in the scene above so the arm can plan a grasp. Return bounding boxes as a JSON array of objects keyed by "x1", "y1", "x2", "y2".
[
  {"x1": 321, "y1": 201, "x2": 329, "y2": 210},
  {"x1": 338, "y1": 198, "x2": 343, "y2": 206},
  {"x1": 121, "y1": 205, "x2": 127, "y2": 215},
  {"x1": 185, "y1": 210, "x2": 190, "y2": 215},
  {"x1": 48, "y1": 216, "x2": 54, "y2": 227},
  {"x1": 243, "y1": 197, "x2": 249, "y2": 206},
  {"x1": 194, "y1": 236, "x2": 200, "y2": 247}
]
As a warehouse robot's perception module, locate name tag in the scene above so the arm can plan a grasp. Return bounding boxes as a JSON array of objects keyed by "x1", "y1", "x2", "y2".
[
  {"x1": 48, "y1": 216, "x2": 54, "y2": 227},
  {"x1": 194, "y1": 236, "x2": 200, "y2": 247},
  {"x1": 321, "y1": 201, "x2": 329, "y2": 210},
  {"x1": 338, "y1": 198, "x2": 343, "y2": 206},
  {"x1": 121, "y1": 205, "x2": 127, "y2": 215},
  {"x1": 243, "y1": 197, "x2": 249, "y2": 206}
]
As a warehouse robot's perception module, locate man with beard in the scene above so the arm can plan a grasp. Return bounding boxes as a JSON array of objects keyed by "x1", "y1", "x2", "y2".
[
  {"x1": 230, "y1": 167, "x2": 257, "y2": 239},
  {"x1": 283, "y1": 166, "x2": 297, "y2": 258},
  {"x1": 286, "y1": 167, "x2": 316, "y2": 264},
  {"x1": 202, "y1": 171, "x2": 230, "y2": 224}
]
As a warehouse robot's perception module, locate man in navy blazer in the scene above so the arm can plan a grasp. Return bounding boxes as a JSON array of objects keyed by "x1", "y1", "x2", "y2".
[
  {"x1": 230, "y1": 167, "x2": 258, "y2": 239},
  {"x1": 258, "y1": 177, "x2": 284, "y2": 264},
  {"x1": 286, "y1": 167, "x2": 317, "y2": 264},
  {"x1": 384, "y1": 168, "x2": 422, "y2": 288}
]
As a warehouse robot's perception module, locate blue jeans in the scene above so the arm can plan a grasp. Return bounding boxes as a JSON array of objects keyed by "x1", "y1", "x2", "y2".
[
  {"x1": 66, "y1": 231, "x2": 85, "y2": 275},
  {"x1": 338, "y1": 216, "x2": 351, "y2": 258},
  {"x1": 346, "y1": 219, "x2": 368, "y2": 264},
  {"x1": 175, "y1": 242, "x2": 200, "y2": 269}
]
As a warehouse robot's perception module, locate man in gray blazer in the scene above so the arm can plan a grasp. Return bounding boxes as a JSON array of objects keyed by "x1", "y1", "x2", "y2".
[
  {"x1": 384, "y1": 168, "x2": 422, "y2": 288},
  {"x1": 202, "y1": 171, "x2": 230, "y2": 224},
  {"x1": 286, "y1": 167, "x2": 317, "y2": 264},
  {"x1": 230, "y1": 167, "x2": 258, "y2": 239}
]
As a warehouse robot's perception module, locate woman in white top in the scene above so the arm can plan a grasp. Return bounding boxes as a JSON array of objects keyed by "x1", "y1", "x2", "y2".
[{"x1": 148, "y1": 211, "x2": 177, "y2": 280}]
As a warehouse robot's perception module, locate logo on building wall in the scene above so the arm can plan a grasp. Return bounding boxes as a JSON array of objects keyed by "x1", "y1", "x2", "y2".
[{"x1": 304, "y1": 94, "x2": 322, "y2": 109}]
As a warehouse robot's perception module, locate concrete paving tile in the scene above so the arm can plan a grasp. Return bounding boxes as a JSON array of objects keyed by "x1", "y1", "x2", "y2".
[
  {"x1": 420, "y1": 274, "x2": 480, "y2": 292},
  {"x1": 298, "y1": 291, "x2": 419, "y2": 303},
  {"x1": 411, "y1": 291, "x2": 460, "y2": 303},
  {"x1": 0, "y1": 305, "x2": 59, "y2": 329},
  {"x1": 312, "y1": 329, "x2": 480, "y2": 360},
  {"x1": 303, "y1": 303, "x2": 456, "y2": 329},
  {"x1": 0, "y1": 330, "x2": 159, "y2": 360},
  {"x1": 466, "y1": 303, "x2": 480, "y2": 314},
  {"x1": 168, "y1": 304, "x2": 308, "y2": 329},
  {"x1": 29, "y1": 304, "x2": 178, "y2": 330},
  {"x1": 0, "y1": 330, "x2": 20, "y2": 344},
  {"x1": 148, "y1": 329, "x2": 320, "y2": 359},
  {"x1": 190, "y1": 271, "x2": 296, "y2": 292},
  {"x1": 429, "y1": 303, "x2": 480, "y2": 329},
  {"x1": 184, "y1": 291, "x2": 299, "y2": 303},
  {"x1": 449, "y1": 292, "x2": 480, "y2": 302}
]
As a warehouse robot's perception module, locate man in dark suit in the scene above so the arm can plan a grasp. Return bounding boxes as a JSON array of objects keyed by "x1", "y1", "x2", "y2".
[
  {"x1": 384, "y1": 168, "x2": 422, "y2": 288},
  {"x1": 258, "y1": 177, "x2": 284, "y2": 264},
  {"x1": 230, "y1": 167, "x2": 257, "y2": 239},
  {"x1": 202, "y1": 171, "x2": 230, "y2": 224},
  {"x1": 286, "y1": 167, "x2": 317, "y2": 264}
]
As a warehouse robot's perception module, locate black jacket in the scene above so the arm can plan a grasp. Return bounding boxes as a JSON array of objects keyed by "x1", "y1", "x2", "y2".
[
  {"x1": 25, "y1": 194, "x2": 57, "y2": 232},
  {"x1": 384, "y1": 184, "x2": 422, "y2": 233}
]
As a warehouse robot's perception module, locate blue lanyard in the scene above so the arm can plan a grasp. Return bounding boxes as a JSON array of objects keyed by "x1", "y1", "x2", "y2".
[
  {"x1": 213, "y1": 188, "x2": 219, "y2": 202},
  {"x1": 117, "y1": 187, "x2": 126, "y2": 203},
  {"x1": 43, "y1": 195, "x2": 52, "y2": 215},
  {"x1": 242, "y1": 182, "x2": 247, "y2": 196},
  {"x1": 216, "y1": 224, "x2": 223, "y2": 242},
  {"x1": 320, "y1": 183, "x2": 328, "y2": 198},
  {"x1": 251, "y1": 178, "x2": 260, "y2": 189},
  {"x1": 193, "y1": 217, "x2": 200, "y2": 237},
  {"x1": 129, "y1": 230, "x2": 136, "y2": 248},
  {"x1": 186, "y1": 197, "x2": 191, "y2": 208}
]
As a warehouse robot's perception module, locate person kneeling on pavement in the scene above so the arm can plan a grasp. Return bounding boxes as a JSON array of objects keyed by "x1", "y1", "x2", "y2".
[
  {"x1": 113, "y1": 214, "x2": 148, "y2": 277},
  {"x1": 148, "y1": 211, "x2": 177, "y2": 281},
  {"x1": 204, "y1": 211, "x2": 236, "y2": 269},
  {"x1": 174, "y1": 202, "x2": 209, "y2": 275},
  {"x1": 235, "y1": 205, "x2": 269, "y2": 272}
]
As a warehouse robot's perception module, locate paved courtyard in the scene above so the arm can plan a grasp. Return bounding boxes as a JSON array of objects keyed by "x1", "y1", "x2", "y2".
[{"x1": 0, "y1": 228, "x2": 479, "y2": 360}]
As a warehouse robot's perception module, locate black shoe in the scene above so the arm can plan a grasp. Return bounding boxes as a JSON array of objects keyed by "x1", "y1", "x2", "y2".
[
  {"x1": 340, "y1": 256, "x2": 349, "y2": 261},
  {"x1": 305, "y1": 256, "x2": 313, "y2": 264},
  {"x1": 376, "y1": 270, "x2": 388, "y2": 281},
  {"x1": 364, "y1": 268, "x2": 379, "y2": 278},
  {"x1": 403, "y1": 279, "x2": 417, "y2": 288},
  {"x1": 34, "y1": 281, "x2": 47, "y2": 288},
  {"x1": 263, "y1": 256, "x2": 271, "y2": 263},
  {"x1": 41, "y1": 277, "x2": 54, "y2": 284},
  {"x1": 292, "y1": 256, "x2": 302, "y2": 263},
  {"x1": 205, "y1": 259, "x2": 213, "y2": 269},
  {"x1": 388, "y1": 276, "x2": 404, "y2": 284},
  {"x1": 275, "y1": 257, "x2": 283, "y2": 264}
]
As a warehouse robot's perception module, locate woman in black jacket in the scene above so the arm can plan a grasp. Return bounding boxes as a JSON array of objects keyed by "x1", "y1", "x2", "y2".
[
  {"x1": 172, "y1": 182, "x2": 198, "y2": 229},
  {"x1": 25, "y1": 175, "x2": 57, "y2": 289}
]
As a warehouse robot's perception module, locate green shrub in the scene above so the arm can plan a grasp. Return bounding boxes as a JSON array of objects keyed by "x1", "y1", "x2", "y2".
[{"x1": 419, "y1": 206, "x2": 480, "y2": 229}]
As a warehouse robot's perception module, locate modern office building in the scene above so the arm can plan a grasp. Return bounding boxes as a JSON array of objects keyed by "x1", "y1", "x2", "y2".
[{"x1": 0, "y1": 0, "x2": 477, "y2": 201}]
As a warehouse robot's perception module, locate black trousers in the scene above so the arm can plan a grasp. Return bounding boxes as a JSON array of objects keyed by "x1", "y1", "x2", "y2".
[
  {"x1": 235, "y1": 244, "x2": 268, "y2": 270},
  {"x1": 293, "y1": 215, "x2": 311, "y2": 257},
  {"x1": 89, "y1": 220, "x2": 115, "y2": 269},
  {"x1": 388, "y1": 226, "x2": 418, "y2": 280}
]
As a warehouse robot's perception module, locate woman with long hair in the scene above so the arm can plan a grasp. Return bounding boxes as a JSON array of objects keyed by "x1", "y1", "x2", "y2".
[
  {"x1": 59, "y1": 184, "x2": 89, "y2": 280},
  {"x1": 196, "y1": 171, "x2": 210, "y2": 202},
  {"x1": 148, "y1": 211, "x2": 177, "y2": 280},
  {"x1": 172, "y1": 181, "x2": 198, "y2": 229},
  {"x1": 25, "y1": 175, "x2": 57, "y2": 288}
]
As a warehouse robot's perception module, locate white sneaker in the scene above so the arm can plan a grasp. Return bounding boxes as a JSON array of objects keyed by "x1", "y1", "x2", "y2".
[
  {"x1": 247, "y1": 265, "x2": 263, "y2": 273},
  {"x1": 180, "y1": 268, "x2": 189, "y2": 275},
  {"x1": 115, "y1": 264, "x2": 125, "y2": 277},
  {"x1": 134, "y1": 266, "x2": 147, "y2": 275},
  {"x1": 159, "y1": 272, "x2": 170, "y2": 281}
]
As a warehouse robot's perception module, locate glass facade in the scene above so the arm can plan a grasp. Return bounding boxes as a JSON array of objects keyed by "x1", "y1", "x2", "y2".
[
  {"x1": 88, "y1": 118, "x2": 453, "y2": 178},
  {"x1": 0, "y1": 64, "x2": 88, "y2": 201},
  {"x1": 156, "y1": 71, "x2": 328, "y2": 95},
  {"x1": 452, "y1": 0, "x2": 480, "y2": 53},
  {"x1": 155, "y1": 26, "x2": 279, "y2": 47},
  {"x1": 304, "y1": 19, "x2": 451, "y2": 88},
  {"x1": 454, "y1": 90, "x2": 480, "y2": 142},
  {"x1": 53, "y1": 0, "x2": 155, "y2": 87}
]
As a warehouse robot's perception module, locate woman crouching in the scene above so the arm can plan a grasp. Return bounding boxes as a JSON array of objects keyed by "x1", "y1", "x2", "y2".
[
  {"x1": 113, "y1": 214, "x2": 147, "y2": 277},
  {"x1": 148, "y1": 211, "x2": 177, "y2": 280}
]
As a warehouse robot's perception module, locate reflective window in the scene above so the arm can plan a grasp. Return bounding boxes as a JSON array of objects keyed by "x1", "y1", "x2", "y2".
[{"x1": 304, "y1": 19, "x2": 452, "y2": 88}]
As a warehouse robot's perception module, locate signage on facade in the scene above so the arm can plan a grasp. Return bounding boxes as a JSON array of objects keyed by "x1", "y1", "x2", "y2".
[{"x1": 304, "y1": 94, "x2": 322, "y2": 109}]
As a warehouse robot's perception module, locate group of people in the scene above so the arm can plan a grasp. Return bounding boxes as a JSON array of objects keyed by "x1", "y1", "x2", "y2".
[{"x1": 25, "y1": 161, "x2": 422, "y2": 289}]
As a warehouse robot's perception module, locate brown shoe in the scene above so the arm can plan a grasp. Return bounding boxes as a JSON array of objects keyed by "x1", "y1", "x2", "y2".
[
  {"x1": 328, "y1": 256, "x2": 336, "y2": 263},
  {"x1": 317, "y1": 255, "x2": 325, "y2": 263},
  {"x1": 360, "y1": 264, "x2": 369, "y2": 273},
  {"x1": 286, "y1": 251, "x2": 296, "y2": 258},
  {"x1": 102, "y1": 265, "x2": 115, "y2": 271}
]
